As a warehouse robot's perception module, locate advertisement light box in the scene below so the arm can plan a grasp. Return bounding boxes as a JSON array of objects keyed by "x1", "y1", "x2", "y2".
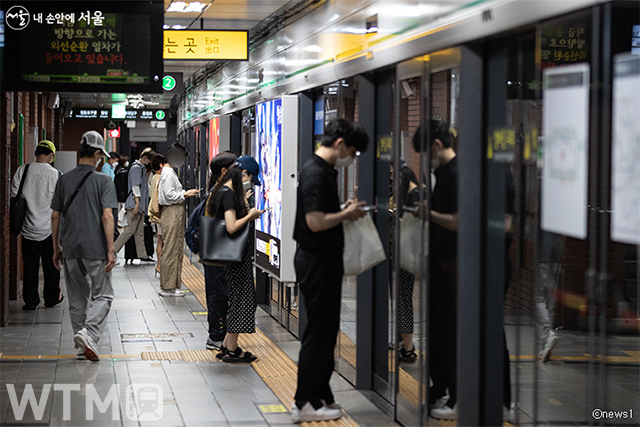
[{"x1": 254, "y1": 96, "x2": 298, "y2": 283}]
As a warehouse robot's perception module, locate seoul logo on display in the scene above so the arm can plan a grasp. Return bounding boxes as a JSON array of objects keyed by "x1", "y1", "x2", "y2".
[{"x1": 6, "y1": 5, "x2": 30, "y2": 30}]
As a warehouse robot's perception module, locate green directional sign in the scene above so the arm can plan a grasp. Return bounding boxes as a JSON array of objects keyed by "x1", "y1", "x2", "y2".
[
  {"x1": 156, "y1": 110, "x2": 166, "y2": 120},
  {"x1": 162, "y1": 75, "x2": 176, "y2": 91}
]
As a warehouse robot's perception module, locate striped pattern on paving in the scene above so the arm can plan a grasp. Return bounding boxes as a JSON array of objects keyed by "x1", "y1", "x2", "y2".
[
  {"x1": 181, "y1": 256, "x2": 360, "y2": 427},
  {"x1": 141, "y1": 350, "x2": 219, "y2": 362}
]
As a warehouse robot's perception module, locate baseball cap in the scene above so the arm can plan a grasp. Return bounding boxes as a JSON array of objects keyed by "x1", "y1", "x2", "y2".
[
  {"x1": 236, "y1": 156, "x2": 261, "y2": 186},
  {"x1": 81, "y1": 131, "x2": 109, "y2": 158},
  {"x1": 37, "y1": 140, "x2": 56, "y2": 161}
]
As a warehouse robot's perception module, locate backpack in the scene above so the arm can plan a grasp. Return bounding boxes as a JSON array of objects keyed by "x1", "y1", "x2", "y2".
[
  {"x1": 114, "y1": 166, "x2": 130, "y2": 203},
  {"x1": 185, "y1": 192, "x2": 211, "y2": 254}
]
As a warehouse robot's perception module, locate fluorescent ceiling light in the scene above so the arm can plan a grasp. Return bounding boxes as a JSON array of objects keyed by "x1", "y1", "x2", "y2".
[
  {"x1": 172, "y1": 24, "x2": 186, "y2": 29},
  {"x1": 166, "y1": 1, "x2": 209, "y2": 13},
  {"x1": 163, "y1": 24, "x2": 170, "y2": 29}
]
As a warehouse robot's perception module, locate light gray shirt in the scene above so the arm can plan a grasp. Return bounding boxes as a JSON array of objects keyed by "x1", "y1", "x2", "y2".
[
  {"x1": 51, "y1": 165, "x2": 118, "y2": 260},
  {"x1": 11, "y1": 162, "x2": 60, "y2": 241}
]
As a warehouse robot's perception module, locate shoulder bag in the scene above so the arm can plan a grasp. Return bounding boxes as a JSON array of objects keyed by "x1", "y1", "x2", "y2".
[
  {"x1": 149, "y1": 177, "x2": 162, "y2": 219},
  {"x1": 10, "y1": 164, "x2": 31, "y2": 236},
  {"x1": 200, "y1": 188, "x2": 250, "y2": 267}
]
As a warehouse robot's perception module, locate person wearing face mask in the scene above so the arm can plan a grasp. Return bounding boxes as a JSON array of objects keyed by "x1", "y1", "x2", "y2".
[
  {"x1": 157, "y1": 142, "x2": 200, "y2": 296},
  {"x1": 11, "y1": 140, "x2": 63, "y2": 310},
  {"x1": 236, "y1": 155, "x2": 261, "y2": 208},
  {"x1": 291, "y1": 118, "x2": 369, "y2": 423},
  {"x1": 412, "y1": 120, "x2": 460, "y2": 419},
  {"x1": 50, "y1": 131, "x2": 118, "y2": 361},
  {"x1": 113, "y1": 150, "x2": 155, "y2": 262}
]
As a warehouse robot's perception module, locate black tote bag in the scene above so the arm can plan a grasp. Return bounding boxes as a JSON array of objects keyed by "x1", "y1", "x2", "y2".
[
  {"x1": 199, "y1": 217, "x2": 250, "y2": 266},
  {"x1": 10, "y1": 164, "x2": 30, "y2": 236}
]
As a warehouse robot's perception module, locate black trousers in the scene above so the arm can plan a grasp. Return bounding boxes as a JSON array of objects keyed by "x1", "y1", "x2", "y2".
[
  {"x1": 429, "y1": 266, "x2": 457, "y2": 408},
  {"x1": 294, "y1": 248, "x2": 343, "y2": 409},
  {"x1": 21, "y1": 235, "x2": 61, "y2": 307},
  {"x1": 204, "y1": 264, "x2": 228, "y2": 342}
]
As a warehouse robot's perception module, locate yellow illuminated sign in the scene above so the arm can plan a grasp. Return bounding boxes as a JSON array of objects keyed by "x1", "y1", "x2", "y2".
[{"x1": 163, "y1": 30, "x2": 248, "y2": 60}]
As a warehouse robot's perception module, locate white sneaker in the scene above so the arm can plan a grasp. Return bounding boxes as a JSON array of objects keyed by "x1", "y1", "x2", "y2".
[
  {"x1": 73, "y1": 329, "x2": 100, "y2": 362},
  {"x1": 539, "y1": 332, "x2": 558, "y2": 362},
  {"x1": 430, "y1": 395, "x2": 449, "y2": 410},
  {"x1": 431, "y1": 404, "x2": 457, "y2": 420},
  {"x1": 159, "y1": 289, "x2": 186, "y2": 297},
  {"x1": 321, "y1": 399, "x2": 342, "y2": 410},
  {"x1": 504, "y1": 403, "x2": 516, "y2": 423},
  {"x1": 291, "y1": 402, "x2": 342, "y2": 423}
]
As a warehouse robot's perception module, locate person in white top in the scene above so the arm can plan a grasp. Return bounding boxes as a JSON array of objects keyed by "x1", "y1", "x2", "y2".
[
  {"x1": 157, "y1": 143, "x2": 200, "y2": 296},
  {"x1": 10, "y1": 140, "x2": 63, "y2": 310}
]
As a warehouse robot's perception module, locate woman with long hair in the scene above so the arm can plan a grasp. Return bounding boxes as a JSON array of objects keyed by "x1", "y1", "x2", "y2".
[
  {"x1": 204, "y1": 152, "x2": 237, "y2": 351},
  {"x1": 207, "y1": 165, "x2": 264, "y2": 362}
]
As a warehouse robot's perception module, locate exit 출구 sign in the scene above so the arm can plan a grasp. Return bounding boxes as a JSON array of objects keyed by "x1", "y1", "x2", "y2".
[{"x1": 163, "y1": 30, "x2": 248, "y2": 61}]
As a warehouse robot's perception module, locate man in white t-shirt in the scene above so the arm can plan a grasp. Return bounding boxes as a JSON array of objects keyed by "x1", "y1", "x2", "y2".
[{"x1": 11, "y1": 140, "x2": 63, "y2": 310}]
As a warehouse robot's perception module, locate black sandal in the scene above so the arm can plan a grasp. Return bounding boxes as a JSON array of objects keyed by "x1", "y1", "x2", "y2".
[
  {"x1": 216, "y1": 346, "x2": 228, "y2": 360},
  {"x1": 222, "y1": 346, "x2": 257, "y2": 363},
  {"x1": 399, "y1": 345, "x2": 417, "y2": 363}
]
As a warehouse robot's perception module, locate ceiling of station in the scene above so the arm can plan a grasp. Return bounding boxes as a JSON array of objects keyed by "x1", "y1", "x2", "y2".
[{"x1": 61, "y1": 0, "x2": 295, "y2": 110}]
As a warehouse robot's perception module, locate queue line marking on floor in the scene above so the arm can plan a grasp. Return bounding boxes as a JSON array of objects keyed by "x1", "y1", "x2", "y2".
[{"x1": 181, "y1": 255, "x2": 360, "y2": 427}]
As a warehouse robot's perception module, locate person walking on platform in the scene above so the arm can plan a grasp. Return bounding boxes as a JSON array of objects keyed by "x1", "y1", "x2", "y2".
[
  {"x1": 113, "y1": 150, "x2": 155, "y2": 262},
  {"x1": 292, "y1": 118, "x2": 369, "y2": 423},
  {"x1": 207, "y1": 163, "x2": 265, "y2": 362},
  {"x1": 413, "y1": 120, "x2": 460, "y2": 420},
  {"x1": 101, "y1": 151, "x2": 119, "y2": 180},
  {"x1": 157, "y1": 143, "x2": 200, "y2": 296},
  {"x1": 203, "y1": 152, "x2": 237, "y2": 350},
  {"x1": 51, "y1": 131, "x2": 117, "y2": 362},
  {"x1": 11, "y1": 140, "x2": 63, "y2": 310}
]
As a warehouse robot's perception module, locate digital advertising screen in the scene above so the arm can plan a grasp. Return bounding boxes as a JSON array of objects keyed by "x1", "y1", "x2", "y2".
[
  {"x1": 1, "y1": 1, "x2": 163, "y2": 92},
  {"x1": 255, "y1": 99, "x2": 283, "y2": 277},
  {"x1": 209, "y1": 117, "x2": 220, "y2": 164}
]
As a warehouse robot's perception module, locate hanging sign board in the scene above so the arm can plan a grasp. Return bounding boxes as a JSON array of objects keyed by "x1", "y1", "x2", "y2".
[
  {"x1": 541, "y1": 63, "x2": 590, "y2": 239},
  {"x1": 163, "y1": 30, "x2": 248, "y2": 61},
  {"x1": 1, "y1": 1, "x2": 164, "y2": 92},
  {"x1": 611, "y1": 54, "x2": 640, "y2": 244}
]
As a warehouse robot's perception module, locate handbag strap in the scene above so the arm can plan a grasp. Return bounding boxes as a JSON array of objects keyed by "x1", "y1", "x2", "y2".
[
  {"x1": 63, "y1": 170, "x2": 93, "y2": 216},
  {"x1": 15, "y1": 164, "x2": 30, "y2": 199}
]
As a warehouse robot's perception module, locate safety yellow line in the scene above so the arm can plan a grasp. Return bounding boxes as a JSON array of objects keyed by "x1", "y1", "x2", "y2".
[{"x1": 181, "y1": 256, "x2": 360, "y2": 427}]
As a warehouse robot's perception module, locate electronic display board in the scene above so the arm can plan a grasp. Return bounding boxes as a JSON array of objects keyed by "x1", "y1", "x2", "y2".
[{"x1": 1, "y1": 1, "x2": 163, "y2": 93}]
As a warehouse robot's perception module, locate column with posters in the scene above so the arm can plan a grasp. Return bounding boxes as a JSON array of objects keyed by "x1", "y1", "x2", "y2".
[
  {"x1": 541, "y1": 63, "x2": 590, "y2": 239},
  {"x1": 254, "y1": 96, "x2": 298, "y2": 282}
]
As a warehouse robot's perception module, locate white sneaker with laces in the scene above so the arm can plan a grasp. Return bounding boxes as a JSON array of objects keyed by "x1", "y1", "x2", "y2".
[
  {"x1": 291, "y1": 402, "x2": 342, "y2": 423},
  {"x1": 539, "y1": 332, "x2": 558, "y2": 362},
  {"x1": 431, "y1": 404, "x2": 457, "y2": 420},
  {"x1": 159, "y1": 289, "x2": 186, "y2": 297},
  {"x1": 73, "y1": 329, "x2": 100, "y2": 362}
]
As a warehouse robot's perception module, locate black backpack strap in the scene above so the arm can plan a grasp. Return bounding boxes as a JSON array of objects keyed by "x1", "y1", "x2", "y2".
[
  {"x1": 63, "y1": 171, "x2": 94, "y2": 216},
  {"x1": 16, "y1": 164, "x2": 30, "y2": 199}
]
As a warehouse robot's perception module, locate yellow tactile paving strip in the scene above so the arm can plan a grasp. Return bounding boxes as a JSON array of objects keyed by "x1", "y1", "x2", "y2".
[
  {"x1": 141, "y1": 350, "x2": 219, "y2": 362},
  {"x1": 181, "y1": 256, "x2": 360, "y2": 427},
  {"x1": 338, "y1": 330, "x2": 357, "y2": 368}
]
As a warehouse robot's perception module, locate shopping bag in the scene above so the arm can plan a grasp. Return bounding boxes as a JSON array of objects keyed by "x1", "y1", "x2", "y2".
[
  {"x1": 343, "y1": 213, "x2": 386, "y2": 276},
  {"x1": 399, "y1": 213, "x2": 428, "y2": 276}
]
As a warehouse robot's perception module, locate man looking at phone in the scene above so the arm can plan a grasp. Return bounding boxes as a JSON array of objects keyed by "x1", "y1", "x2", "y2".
[{"x1": 291, "y1": 118, "x2": 369, "y2": 423}]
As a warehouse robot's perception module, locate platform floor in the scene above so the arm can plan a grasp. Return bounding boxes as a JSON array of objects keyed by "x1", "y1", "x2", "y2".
[{"x1": 0, "y1": 255, "x2": 397, "y2": 427}]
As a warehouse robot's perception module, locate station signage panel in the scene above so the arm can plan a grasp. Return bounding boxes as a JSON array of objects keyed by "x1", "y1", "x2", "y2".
[
  {"x1": 69, "y1": 108, "x2": 167, "y2": 121},
  {"x1": 1, "y1": 1, "x2": 164, "y2": 92},
  {"x1": 163, "y1": 30, "x2": 248, "y2": 61}
]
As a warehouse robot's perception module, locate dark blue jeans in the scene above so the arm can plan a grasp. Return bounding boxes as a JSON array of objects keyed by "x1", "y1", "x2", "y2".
[{"x1": 204, "y1": 264, "x2": 228, "y2": 342}]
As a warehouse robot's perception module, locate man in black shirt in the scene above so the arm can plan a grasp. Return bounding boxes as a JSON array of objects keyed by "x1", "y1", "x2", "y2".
[
  {"x1": 414, "y1": 120, "x2": 460, "y2": 419},
  {"x1": 292, "y1": 118, "x2": 369, "y2": 423}
]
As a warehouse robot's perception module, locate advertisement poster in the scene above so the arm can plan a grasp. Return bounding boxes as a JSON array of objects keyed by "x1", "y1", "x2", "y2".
[
  {"x1": 209, "y1": 116, "x2": 220, "y2": 164},
  {"x1": 541, "y1": 63, "x2": 590, "y2": 239},
  {"x1": 611, "y1": 55, "x2": 640, "y2": 244},
  {"x1": 255, "y1": 99, "x2": 283, "y2": 277}
]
